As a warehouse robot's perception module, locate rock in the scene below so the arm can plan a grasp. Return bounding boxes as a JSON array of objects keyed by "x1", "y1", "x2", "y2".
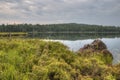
[
  {"x1": 78, "y1": 39, "x2": 113, "y2": 60},
  {"x1": 79, "y1": 39, "x2": 108, "y2": 52},
  {"x1": 83, "y1": 44, "x2": 91, "y2": 49},
  {"x1": 91, "y1": 39, "x2": 107, "y2": 50},
  {"x1": 101, "y1": 49, "x2": 113, "y2": 59}
]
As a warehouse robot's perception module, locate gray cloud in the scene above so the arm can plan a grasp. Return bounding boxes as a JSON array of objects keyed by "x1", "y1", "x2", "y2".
[{"x1": 0, "y1": 0, "x2": 120, "y2": 25}]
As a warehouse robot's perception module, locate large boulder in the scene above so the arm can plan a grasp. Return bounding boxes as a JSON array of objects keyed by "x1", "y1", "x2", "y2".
[
  {"x1": 91, "y1": 39, "x2": 107, "y2": 50},
  {"x1": 80, "y1": 39, "x2": 107, "y2": 51},
  {"x1": 78, "y1": 39, "x2": 113, "y2": 60}
]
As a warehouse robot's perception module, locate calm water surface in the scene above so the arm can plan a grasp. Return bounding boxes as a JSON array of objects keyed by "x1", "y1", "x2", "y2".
[
  {"x1": 53, "y1": 38, "x2": 120, "y2": 64},
  {"x1": 30, "y1": 33, "x2": 120, "y2": 64}
]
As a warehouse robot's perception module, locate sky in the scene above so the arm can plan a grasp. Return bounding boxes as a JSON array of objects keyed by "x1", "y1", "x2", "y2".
[{"x1": 0, "y1": 0, "x2": 120, "y2": 26}]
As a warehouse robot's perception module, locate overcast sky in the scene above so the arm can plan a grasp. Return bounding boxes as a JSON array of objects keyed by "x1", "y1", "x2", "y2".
[{"x1": 0, "y1": 0, "x2": 120, "y2": 26}]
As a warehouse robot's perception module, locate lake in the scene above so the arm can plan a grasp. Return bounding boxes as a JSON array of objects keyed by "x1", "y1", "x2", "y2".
[
  {"x1": 28, "y1": 33, "x2": 120, "y2": 64},
  {"x1": 53, "y1": 38, "x2": 120, "y2": 64}
]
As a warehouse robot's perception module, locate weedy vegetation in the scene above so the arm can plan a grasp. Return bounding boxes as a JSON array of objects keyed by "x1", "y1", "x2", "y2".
[{"x1": 0, "y1": 39, "x2": 120, "y2": 80}]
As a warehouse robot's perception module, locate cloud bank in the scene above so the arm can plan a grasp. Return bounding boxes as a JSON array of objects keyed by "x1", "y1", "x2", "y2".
[{"x1": 0, "y1": 0, "x2": 120, "y2": 25}]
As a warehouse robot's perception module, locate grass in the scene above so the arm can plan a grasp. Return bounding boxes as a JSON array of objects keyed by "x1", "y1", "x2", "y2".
[
  {"x1": 0, "y1": 32, "x2": 27, "y2": 38},
  {"x1": 0, "y1": 39, "x2": 120, "y2": 80}
]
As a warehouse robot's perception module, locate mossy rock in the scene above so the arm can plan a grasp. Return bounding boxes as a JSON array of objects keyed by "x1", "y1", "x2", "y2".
[{"x1": 78, "y1": 39, "x2": 113, "y2": 64}]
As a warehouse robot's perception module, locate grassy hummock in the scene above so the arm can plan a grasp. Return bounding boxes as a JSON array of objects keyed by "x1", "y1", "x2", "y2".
[{"x1": 0, "y1": 39, "x2": 120, "y2": 80}]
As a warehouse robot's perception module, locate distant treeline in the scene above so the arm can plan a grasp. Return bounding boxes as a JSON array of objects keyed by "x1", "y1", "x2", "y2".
[{"x1": 0, "y1": 23, "x2": 120, "y2": 33}]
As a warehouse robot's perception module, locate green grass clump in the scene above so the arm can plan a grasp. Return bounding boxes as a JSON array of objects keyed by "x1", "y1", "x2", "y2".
[{"x1": 0, "y1": 39, "x2": 119, "y2": 80}]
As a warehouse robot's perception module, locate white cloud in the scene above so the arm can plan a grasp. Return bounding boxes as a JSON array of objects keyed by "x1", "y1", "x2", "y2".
[
  {"x1": 0, "y1": 0, "x2": 120, "y2": 25},
  {"x1": 0, "y1": 2, "x2": 17, "y2": 15}
]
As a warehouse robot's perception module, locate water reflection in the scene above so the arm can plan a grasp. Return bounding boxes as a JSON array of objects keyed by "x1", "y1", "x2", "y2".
[
  {"x1": 28, "y1": 33, "x2": 120, "y2": 64},
  {"x1": 27, "y1": 33, "x2": 120, "y2": 40}
]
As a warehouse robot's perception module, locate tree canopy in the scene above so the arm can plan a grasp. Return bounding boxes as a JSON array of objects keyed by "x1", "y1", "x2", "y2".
[{"x1": 0, "y1": 23, "x2": 120, "y2": 33}]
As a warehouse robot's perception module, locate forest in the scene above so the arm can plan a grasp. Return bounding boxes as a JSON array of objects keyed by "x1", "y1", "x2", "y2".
[{"x1": 0, "y1": 23, "x2": 120, "y2": 33}]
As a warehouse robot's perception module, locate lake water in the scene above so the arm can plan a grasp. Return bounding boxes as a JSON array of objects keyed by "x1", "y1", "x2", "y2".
[
  {"x1": 29, "y1": 33, "x2": 120, "y2": 64},
  {"x1": 52, "y1": 38, "x2": 120, "y2": 64}
]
